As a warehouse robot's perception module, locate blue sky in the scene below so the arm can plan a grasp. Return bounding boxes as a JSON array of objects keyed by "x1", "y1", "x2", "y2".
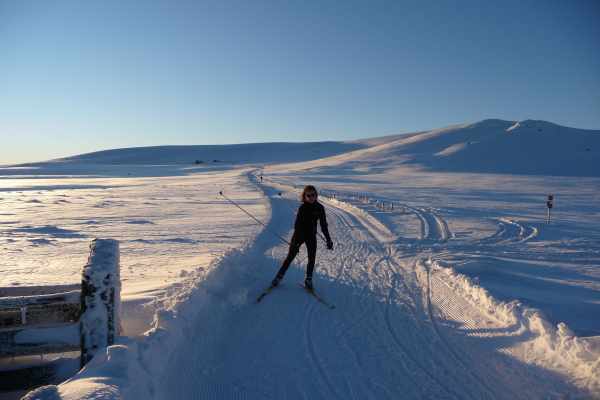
[{"x1": 1, "y1": 0, "x2": 599, "y2": 163}]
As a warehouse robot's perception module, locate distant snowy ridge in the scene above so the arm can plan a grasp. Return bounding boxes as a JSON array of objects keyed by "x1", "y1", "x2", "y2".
[
  {"x1": 48, "y1": 141, "x2": 367, "y2": 165},
  {"x1": 1, "y1": 141, "x2": 368, "y2": 176},
  {"x1": 7, "y1": 118, "x2": 598, "y2": 177},
  {"x1": 278, "y1": 119, "x2": 600, "y2": 177}
]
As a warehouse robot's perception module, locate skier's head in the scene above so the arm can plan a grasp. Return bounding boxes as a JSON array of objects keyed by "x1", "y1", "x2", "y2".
[{"x1": 301, "y1": 185, "x2": 318, "y2": 204}]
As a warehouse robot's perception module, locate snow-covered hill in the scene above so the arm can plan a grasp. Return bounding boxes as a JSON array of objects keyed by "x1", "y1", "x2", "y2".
[
  {"x1": 53, "y1": 141, "x2": 366, "y2": 165},
  {"x1": 292, "y1": 119, "x2": 600, "y2": 177},
  {"x1": 6, "y1": 119, "x2": 598, "y2": 178},
  {"x1": 404, "y1": 119, "x2": 599, "y2": 176},
  {"x1": 1, "y1": 141, "x2": 367, "y2": 177}
]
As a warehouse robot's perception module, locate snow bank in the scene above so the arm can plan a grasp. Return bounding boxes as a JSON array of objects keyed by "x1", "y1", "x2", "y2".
[
  {"x1": 124, "y1": 246, "x2": 253, "y2": 396},
  {"x1": 23, "y1": 245, "x2": 255, "y2": 399},
  {"x1": 426, "y1": 259, "x2": 600, "y2": 394}
]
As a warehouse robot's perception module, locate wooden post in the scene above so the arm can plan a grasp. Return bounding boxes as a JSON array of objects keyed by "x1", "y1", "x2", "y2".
[{"x1": 80, "y1": 239, "x2": 120, "y2": 367}]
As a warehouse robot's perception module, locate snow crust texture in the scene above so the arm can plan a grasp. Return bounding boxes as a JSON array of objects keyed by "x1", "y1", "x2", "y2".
[
  {"x1": 425, "y1": 260, "x2": 600, "y2": 394},
  {"x1": 7, "y1": 118, "x2": 600, "y2": 399},
  {"x1": 45, "y1": 172, "x2": 599, "y2": 399}
]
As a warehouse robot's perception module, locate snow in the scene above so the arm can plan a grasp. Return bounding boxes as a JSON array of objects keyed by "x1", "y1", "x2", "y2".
[
  {"x1": 3, "y1": 118, "x2": 600, "y2": 399},
  {"x1": 274, "y1": 118, "x2": 600, "y2": 176},
  {"x1": 0, "y1": 169, "x2": 268, "y2": 335},
  {"x1": 8, "y1": 141, "x2": 366, "y2": 168},
  {"x1": 427, "y1": 260, "x2": 600, "y2": 393}
]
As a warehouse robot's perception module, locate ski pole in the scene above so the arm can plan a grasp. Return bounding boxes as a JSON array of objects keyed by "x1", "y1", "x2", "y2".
[{"x1": 219, "y1": 191, "x2": 291, "y2": 246}]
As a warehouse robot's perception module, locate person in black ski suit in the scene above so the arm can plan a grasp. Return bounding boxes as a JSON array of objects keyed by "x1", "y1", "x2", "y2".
[{"x1": 271, "y1": 185, "x2": 333, "y2": 290}]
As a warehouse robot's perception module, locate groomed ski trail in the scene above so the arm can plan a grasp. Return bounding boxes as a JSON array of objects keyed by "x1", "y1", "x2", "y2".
[{"x1": 154, "y1": 176, "x2": 584, "y2": 399}]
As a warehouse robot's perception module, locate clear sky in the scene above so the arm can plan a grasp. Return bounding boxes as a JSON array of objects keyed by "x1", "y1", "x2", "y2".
[{"x1": 1, "y1": 0, "x2": 599, "y2": 164}]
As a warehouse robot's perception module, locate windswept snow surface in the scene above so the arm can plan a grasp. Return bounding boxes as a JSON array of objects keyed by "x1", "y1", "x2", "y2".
[
  {"x1": 260, "y1": 163, "x2": 600, "y2": 396},
  {"x1": 8, "y1": 119, "x2": 600, "y2": 399},
  {"x1": 0, "y1": 168, "x2": 267, "y2": 336},
  {"x1": 44, "y1": 169, "x2": 599, "y2": 399}
]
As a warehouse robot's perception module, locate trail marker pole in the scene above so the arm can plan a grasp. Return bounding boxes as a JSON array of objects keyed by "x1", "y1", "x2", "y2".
[{"x1": 546, "y1": 194, "x2": 554, "y2": 224}]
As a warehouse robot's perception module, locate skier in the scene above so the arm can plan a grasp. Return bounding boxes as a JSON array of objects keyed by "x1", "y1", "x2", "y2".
[{"x1": 271, "y1": 185, "x2": 333, "y2": 291}]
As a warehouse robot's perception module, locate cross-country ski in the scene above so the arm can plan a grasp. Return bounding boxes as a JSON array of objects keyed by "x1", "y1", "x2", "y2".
[{"x1": 298, "y1": 283, "x2": 336, "y2": 309}]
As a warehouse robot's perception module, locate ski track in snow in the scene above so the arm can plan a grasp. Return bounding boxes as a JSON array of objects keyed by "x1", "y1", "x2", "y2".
[
  {"x1": 149, "y1": 173, "x2": 587, "y2": 399},
  {"x1": 304, "y1": 301, "x2": 343, "y2": 400},
  {"x1": 480, "y1": 218, "x2": 538, "y2": 245},
  {"x1": 419, "y1": 258, "x2": 499, "y2": 399},
  {"x1": 404, "y1": 205, "x2": 452, "y2": 242}
]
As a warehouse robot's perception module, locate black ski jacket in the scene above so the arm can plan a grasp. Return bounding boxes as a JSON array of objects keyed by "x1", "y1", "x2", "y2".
[{"x1": 293, "y1": 201, "x2": 331, "y2": 243}]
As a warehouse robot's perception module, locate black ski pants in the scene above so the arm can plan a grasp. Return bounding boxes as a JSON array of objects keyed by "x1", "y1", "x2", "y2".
[{"x1": 276, "y1": 236, "x2": 317, "y2": 280}]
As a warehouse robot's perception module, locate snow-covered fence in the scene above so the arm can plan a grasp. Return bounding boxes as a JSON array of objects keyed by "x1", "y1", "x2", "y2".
[
  {"x1": 0, "y1": 291, "x2": 81, "y2": 357},
  {"x1": 0, "y1": 238, "x2": 121, "y2": 368}
]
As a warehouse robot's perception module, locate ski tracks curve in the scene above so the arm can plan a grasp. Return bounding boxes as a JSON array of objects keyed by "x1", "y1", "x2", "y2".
[
  {"x1": 155, "y1": 176, "x2": 576, "y2": 400},
  {"x1": 318, "y1": 188, "x2": 575, "y2": 399},
  {"x1": 480, "y1": 217, "x2": 538, "y2": 245}
]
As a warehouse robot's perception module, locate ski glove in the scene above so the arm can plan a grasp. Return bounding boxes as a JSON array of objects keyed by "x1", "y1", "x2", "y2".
[{"x1": 326, "y1": 240, "x2": 334, "y2": 250}]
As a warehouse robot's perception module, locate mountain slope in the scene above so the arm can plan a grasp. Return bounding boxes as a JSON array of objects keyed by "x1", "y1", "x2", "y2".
[
  {"x1": 52, "y1": 141, "x2": 366, "y2": 165},
  {"x1": 283, "y1": 119, "x2": 600, "y2": 177},
  {"x1": 7, "y1": 119, "x2": 598, "y2": 177}
]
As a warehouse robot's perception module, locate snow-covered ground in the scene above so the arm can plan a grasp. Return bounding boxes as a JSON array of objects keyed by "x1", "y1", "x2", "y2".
[
  {"x1": 4, "y1": 119, "x2": 600, "y2": 399},
  {"x1": 0, "y1": 167, "x2": 267, "y2": 336}
]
